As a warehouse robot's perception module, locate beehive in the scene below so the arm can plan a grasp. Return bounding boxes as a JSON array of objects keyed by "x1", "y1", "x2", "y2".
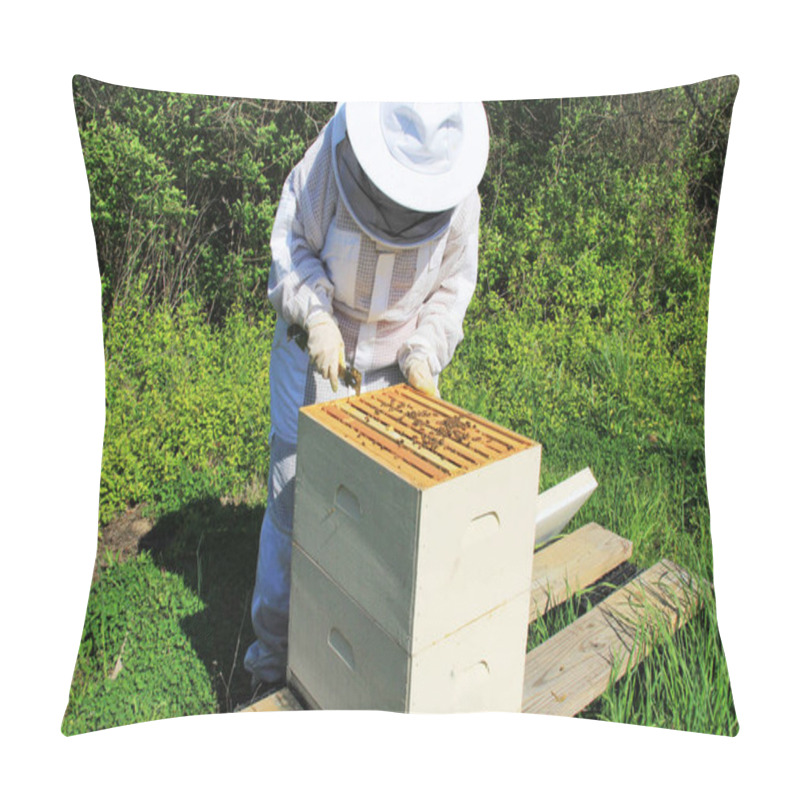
[{"x1": 287, "y1": 383, "x2": 541, "y2": 712}]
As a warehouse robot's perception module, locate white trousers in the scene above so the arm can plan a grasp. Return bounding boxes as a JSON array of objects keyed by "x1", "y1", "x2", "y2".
[
  {"x1": 243, "y1": 434, "x2": 296, "y2": 684},
  {"x1": 244, "y1": 354, "x2": 406, "y2": 685}
]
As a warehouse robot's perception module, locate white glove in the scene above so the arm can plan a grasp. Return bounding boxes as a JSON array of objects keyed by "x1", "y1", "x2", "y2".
[
  {"x1": 307, "y1": 313, "x2": 345, "y2": 391},
  {"x1": 406, "y1": 357, "x2": 439, "y2": 397}
]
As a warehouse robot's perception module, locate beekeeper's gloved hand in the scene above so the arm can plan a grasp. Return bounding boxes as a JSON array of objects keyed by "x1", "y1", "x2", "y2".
[
  {"x1": 406, "y1": 357, "x2": 439, "y2": 397},
  {"x1": 307, "y1": 312, "x2": 345, "y2": 392}
]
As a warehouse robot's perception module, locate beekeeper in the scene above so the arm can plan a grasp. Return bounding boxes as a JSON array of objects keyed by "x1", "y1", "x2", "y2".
[{"x1": 244, "y1": 101, "x2": 490, "y2": 688}]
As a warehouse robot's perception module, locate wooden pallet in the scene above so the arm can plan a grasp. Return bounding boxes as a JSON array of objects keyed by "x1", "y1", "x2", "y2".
[{"x1": 237, "y1": 522, "x2": 700, "y2": 715}]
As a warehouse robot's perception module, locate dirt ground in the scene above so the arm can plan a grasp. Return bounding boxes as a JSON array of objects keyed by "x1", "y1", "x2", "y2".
[{"x1": 92, "y1": 506, "x2": 154, "y2": 581}]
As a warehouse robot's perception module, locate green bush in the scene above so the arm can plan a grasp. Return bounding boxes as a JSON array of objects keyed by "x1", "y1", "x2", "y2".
[
  {"x1": 441, "y1": 81, "x2": 736, "y2": 467},
  {"x1": 74, "y1": 76, "x2": 333, "y2": 317},
  {"x1": 99, "y1": 296, "x2": 273, "y2": 525},
  {"x1": 63, "y1": 552, "x2": 217, "y2": 735}
]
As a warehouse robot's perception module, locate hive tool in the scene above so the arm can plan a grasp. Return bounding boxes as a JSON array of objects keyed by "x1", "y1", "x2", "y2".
[{"x1": 287, "y1": 323, "x2": 362, "y2": 396}]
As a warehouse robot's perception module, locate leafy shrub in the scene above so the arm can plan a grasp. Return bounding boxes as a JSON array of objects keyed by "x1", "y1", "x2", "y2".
[
  {"x1": 62, "y1": 552, "x2": 217, "y2": 735},
  {"x1": 444, "y1": 82, "x2": 736, "y2": 460},
  {"x1": 78, "y1": 117, "x2": 193, "y2": 307},
  {"x1": 74, "y1": 76, "x2": 333, "y2": 317},
  {"x1": 99, "y1": 296, "x2": 273, "y2": 525}
]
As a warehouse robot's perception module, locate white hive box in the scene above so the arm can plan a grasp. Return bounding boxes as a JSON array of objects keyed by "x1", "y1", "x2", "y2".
[{"x1": 287, "y1": 384, "x2": 541, "y2": 712}]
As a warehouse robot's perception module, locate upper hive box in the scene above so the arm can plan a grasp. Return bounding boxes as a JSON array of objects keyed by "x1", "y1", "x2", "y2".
[{"x1": 292, "y1": 384, "x2": 541, "y2": 655}]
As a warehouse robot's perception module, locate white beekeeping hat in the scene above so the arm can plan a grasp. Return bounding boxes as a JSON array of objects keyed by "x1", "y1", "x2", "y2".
[{"x1": 333, "y1": 101, "x2": 489, "y2": 212}]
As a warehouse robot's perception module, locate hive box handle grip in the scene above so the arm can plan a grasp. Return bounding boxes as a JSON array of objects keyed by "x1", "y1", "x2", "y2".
[
  {"x1": 328, "y1": 627, "x2": 356, "y2": 671},
  {"x1": 465, "y1": 511, "x2": 500, "y2": 546},
  {"x1": 334, "y1": 484, "x2": 361, "y2": 520}
]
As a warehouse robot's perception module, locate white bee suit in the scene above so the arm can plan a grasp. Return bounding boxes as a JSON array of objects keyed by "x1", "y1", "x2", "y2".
[{"x1": 245, "y1": 104, "x2": 483, "y2": 684}]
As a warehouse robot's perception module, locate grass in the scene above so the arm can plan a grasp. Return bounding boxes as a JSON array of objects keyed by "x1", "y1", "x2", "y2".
[
  {"x1": 63, "y1": 315, "x2": 737, "y2": 736},
  {"x1": 63, "y1": 500, "x2": 268, "y2": 734},
  {"x1": 526, "y1": 538, "x2": 737, "y2": 736},
  {"x1": 64, "y1": 419, "x2": 737, "y2": 735},
  {"x1": 525, "y1": 429, "x2": 736, "y2": 735},
  {"x1": 580, "y1": 579, "x2": 738, "y2": 735}
]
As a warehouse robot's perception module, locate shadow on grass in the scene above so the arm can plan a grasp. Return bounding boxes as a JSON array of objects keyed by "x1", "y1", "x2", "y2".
[{"x1": 138, "y1": 499, "x2": 265, "y2": 713}]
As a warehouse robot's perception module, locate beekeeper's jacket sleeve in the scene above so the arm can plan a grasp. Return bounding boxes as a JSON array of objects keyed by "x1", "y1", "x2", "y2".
[
  {"x1": 268, "y1": 124, "x2": 338, "y2": 326},
  {"x1": 397, "y1": 190, "x2": 481, "y2": 377}
]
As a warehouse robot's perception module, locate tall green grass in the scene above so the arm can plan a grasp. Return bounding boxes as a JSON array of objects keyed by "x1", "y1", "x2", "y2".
[
  {"x1": 581, "y1": 579, "x2": 737, "y2": 736},
  {"x1": 441, "y1": 300, "x2": 735, "y2": 735}
]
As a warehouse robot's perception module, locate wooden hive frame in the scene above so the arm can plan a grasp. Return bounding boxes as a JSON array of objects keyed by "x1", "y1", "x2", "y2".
[{"x1": 301, "y1": 383, "x2": 535, "y2": 489}]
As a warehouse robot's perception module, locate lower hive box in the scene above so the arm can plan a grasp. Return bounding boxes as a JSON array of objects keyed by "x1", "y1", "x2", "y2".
[{"x1": 287, "y1": 384, "x2": 541, "y2": 712}]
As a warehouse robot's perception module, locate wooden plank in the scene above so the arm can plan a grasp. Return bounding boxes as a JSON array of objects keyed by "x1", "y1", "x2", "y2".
[
  {"x1": 530, "y1": 522, "x2": 633, "y2": 621},
  {"x1": 236, "y1": 687, "x2": 304, "y2": 712},
  {"x1": 522, "y1": 559, "x2": 701, "y2": 717}
]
